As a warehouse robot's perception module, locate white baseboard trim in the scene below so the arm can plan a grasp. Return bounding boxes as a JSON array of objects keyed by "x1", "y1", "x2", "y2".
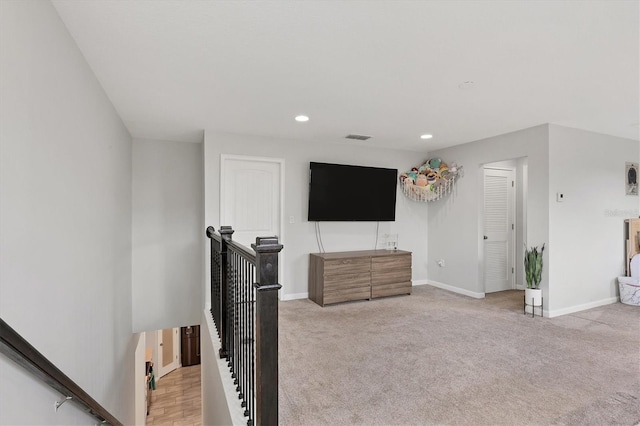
[
  {"x1": 412, "y1": 279, "x2": 429, "y2": 286},
  {"x1": 426, "y1": 280, "x2": 485, "y2": 299},
  {"x1": 546, "y1": 297, "x2": 618, "y2": 318},
  {"x1": 515, "y1": 284, "x2": 526, "y2": 291},
  {"x1": 281, "y1": 292, "x2": 308, "y2": 301}
]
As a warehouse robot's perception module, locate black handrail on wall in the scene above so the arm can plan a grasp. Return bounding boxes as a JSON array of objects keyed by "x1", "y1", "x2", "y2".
[
  {"x1": 0, "y1": 317, "x2": 122, "y2": 425},
  {"x1": 207, "y1": 225, "x2": 282, "y2": 426}
]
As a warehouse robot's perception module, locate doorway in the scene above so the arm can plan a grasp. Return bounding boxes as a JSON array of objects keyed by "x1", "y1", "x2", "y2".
[
  {"x1": 181, "y1": 325, "x2": 201, "y2": 367},
  {"x1": 481, "y1": 158, "x2": 527, "y2": 294},
  {"x1": 157, "y1": 327, "x2": 180, "y2": 378}
]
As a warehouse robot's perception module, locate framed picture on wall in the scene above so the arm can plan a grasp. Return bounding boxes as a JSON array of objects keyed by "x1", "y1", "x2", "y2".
[{"x1": 626, "y1": 162, "x2": 638, "y2": 196}]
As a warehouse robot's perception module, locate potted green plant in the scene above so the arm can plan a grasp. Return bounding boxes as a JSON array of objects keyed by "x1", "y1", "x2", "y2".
[{"x1": 524, "y1": 244, "x2": 545, "y2": 315}]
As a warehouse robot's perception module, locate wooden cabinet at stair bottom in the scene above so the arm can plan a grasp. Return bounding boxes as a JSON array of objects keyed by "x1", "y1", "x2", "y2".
[{"x1": 309, "y1": 250, "x2": 412, "y2": 307}]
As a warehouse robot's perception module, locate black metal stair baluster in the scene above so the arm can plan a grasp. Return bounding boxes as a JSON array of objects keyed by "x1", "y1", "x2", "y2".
[
  {"x1": 218, "y1": 226, "x2": 234, "y2": 360},
  {"x1": 228, "y1": 252, "x2": 233, "y2": 362},
  {"x1": 228, "y1": 252, "x2": 233, "y2": 369},
  {"x1": 237, "y1": 253, "x2": 242, "y2": 385},
  {"x1": 215, "y1": 241, "x2": 221, "y2": 330},
  {"x1": 246, "y1": 258, "x2": 252, "y2": 410},
  {"x1": 244, "y1": 259, "x2": 250, "y2": 415},
  {"x1": 236, "y1": 252, "x2": 241, "y2": 383},
  {"x1": 232, "y1": 252, "x2": 238, "y2": 378},
  {"x1": 239, "y1": 254, "x2": 245, "y2": 400},
  {"x1": 228, "y1": 251, "x2": 235, "y2": 369},
  {"x1": 232, "y1": 253, "x2": 236, "y2": 379},
  {"x1": 249, "y1": 264, "x2": 255, "y2": 426},
  {"x1": 235, "y1": 253, "x2": 240, "y2": 373},
  {"x1": 211, "y1": 243, "x2": 216, "y2": 328},
  {"x1": 240, "y1": 257, "x2": 246, "y2": 406},
  {"x1": 213, "y1": 241, "x2": 221, "y2": 331},
  {"x1": 246, "y1": 256, "x2": 250, "y2": 406},
  {"x1": 206, "y1": 227, "x2": 220, "y2": 331},
  {"x1": 207, "y1": 227, "x2": 215, "y2": 325}
]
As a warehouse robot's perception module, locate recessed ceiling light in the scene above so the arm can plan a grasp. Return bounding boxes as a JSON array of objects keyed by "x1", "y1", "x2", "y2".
[
  {"x1": 420, "y1": 134, "x2": 433, "y2": 140},
  {"x1": 458, "y1": 81, "x2": 475, "y2": 90},
  {"x1": 295, "y1": 115, "x2": 309, "y2": 122}
]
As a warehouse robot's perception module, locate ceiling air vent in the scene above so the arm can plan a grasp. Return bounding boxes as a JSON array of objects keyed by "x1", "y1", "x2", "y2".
[{"x1": 345, "y1": 134, "x2": 372, "y2": 141}]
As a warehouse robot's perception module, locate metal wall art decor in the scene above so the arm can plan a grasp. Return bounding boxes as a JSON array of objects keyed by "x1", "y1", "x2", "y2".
[
  {"x1": 399, "y1": 158, "x2": 463, "y2": 202},
  {"x1": 626, "y1": 162, "x2": 638, "y2": 196}
]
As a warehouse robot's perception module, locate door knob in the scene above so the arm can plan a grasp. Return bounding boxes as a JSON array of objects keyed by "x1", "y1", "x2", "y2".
[{"x1": 484, "y1": 235, "x2": 488, "y2": 240}]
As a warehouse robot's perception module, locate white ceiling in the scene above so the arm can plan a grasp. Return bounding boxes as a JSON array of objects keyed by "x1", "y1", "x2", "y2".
[{"x1": 52, "y1": 0, "x2": 639, "y2": 151}]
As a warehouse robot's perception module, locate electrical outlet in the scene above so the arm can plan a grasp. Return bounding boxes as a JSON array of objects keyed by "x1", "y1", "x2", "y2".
[{"x1": 289, "y1": 216, "x2": 295, "y2": 224}]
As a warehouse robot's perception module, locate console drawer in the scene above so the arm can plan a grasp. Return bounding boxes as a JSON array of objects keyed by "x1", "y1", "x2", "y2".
[{"x1": 324, "y1": 258, "x2": 371, "y2": 275}]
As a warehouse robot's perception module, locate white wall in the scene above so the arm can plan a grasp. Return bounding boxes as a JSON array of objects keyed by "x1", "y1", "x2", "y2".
[
  {"x1": 132, "y1": 139, "x2": 204, "y2": 332},
  {"x1": 134, "y1": 333, "x2": 147, "y2": 426},
  {"x1": 516, "y1": 157, "x2": 528, "y2": 287},
  {"x1": 201, "y1": 311, "x2": 246, "y2": 426},
  {"x1": 145, "y1": 330, "x2": 158, "y2": 360},
  {"x1": 547, "y1": 125, "x2": 640, "y2": 316},
  {"x1": 425, "y1": 125, "x2": 550, "y2": 298},
  {"x1": 0, "y1": 0, "x2": 135, "y2": 423},
  {"x1": 203, "y1": 131, "x2": 431, "y2": 300}
]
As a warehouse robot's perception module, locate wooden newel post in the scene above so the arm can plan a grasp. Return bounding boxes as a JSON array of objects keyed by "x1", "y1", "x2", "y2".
[
  {"x1": 252, "y1": 236, "x2": 283, "y2": 426},
  {"x1": 218, "y1": 225, "x2": 234, "y2": 359}
]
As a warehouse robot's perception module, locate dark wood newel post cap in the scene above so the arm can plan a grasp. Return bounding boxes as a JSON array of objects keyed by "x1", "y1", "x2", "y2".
[
  {"x1": 219, "y1": 226, "x2": 234, "y2": 238},
  {"x1": 251, "y1": 236, "x2": 283, "y2": 254},
  {"x1": 252, "y1": 236, "x2": 283, "y2": 292},
  {"x1": 206, "y1": 226, "x2": 215, "y2": 237}
]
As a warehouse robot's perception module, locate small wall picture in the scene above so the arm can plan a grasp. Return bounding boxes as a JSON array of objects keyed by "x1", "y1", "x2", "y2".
[{"x1": 627, "y1": 162, "x2": 638, "y2": 196}]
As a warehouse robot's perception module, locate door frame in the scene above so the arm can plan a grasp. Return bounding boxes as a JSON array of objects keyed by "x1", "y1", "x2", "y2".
[
  {"x1": 482, "y1": 166, "x2": 516, "y2": 293},
  {"x1": 220, "y1": 154, "x2": 285, "y2": 297},
  {"x1": 478, "y1": 160, "x2": 523, "y2": 295}
]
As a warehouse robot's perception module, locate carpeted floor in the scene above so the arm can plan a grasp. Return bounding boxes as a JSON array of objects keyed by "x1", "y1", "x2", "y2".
[{"x1": 278, "y1": 285, "x2": 640, "y2": 426}]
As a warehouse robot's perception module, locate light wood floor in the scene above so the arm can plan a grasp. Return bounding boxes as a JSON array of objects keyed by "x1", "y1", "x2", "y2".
[{"x1": 147, "y1": 364, "x2": 202, "y2": 426}]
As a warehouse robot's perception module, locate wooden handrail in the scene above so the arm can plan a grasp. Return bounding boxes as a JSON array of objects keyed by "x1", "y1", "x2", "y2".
[
  {"x1": 228, "y1": 239, "x2": 257, "y2": 263},
  {"x1": 0, "y1": 317, "x2": 122, "y2": 425}
]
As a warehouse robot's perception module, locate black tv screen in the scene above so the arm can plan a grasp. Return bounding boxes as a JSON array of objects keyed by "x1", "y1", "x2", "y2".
[{"x1": 308, "y1": 162, "x2": 398, "y2": 221}]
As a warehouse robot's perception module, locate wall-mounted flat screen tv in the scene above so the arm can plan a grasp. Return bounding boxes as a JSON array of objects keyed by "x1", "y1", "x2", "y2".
[{"x1": 308, "y1": 162, "x2": 398, "y2": 221}]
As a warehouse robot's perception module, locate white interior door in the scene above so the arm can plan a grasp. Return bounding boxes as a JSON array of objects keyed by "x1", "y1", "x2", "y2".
[
  {"x1": 483, "y1": 168, "x2": 515, "y2": 293},
  {"x1": 220, "y1": 155, "x2": 283, "y2": 247},
  {"x1": 221, "y1": 155, "x2": 284, "y2": 292},
  {"x1": 157, "y1": 327, "x2": 180, "y2": 378}
]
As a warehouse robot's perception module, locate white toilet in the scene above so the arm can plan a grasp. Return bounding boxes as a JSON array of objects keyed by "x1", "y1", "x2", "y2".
[{"x1": 618, "y1": 254, "x2": 640, "y2": 306}]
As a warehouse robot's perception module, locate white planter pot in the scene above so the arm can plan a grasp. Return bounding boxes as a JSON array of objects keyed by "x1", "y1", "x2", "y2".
[
  {"x1": 525, "y1": 288, "x2": 542, "y2": 306},
  {"x1": 618, "y1": 277, "x2": 640, "y2": 306},
  {"x1": 524, "y1": 288, "x2": 543, "y2": 316}
]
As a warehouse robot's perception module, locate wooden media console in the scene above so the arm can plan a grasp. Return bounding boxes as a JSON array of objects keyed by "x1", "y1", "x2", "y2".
[{"x1": 308, "y1": 249, "x2": 412, "y2": 306}]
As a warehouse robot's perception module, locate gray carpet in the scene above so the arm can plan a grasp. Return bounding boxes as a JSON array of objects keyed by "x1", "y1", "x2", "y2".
[{"x1": 278, "y1": 285, "x2": 640, "y2": 426}]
